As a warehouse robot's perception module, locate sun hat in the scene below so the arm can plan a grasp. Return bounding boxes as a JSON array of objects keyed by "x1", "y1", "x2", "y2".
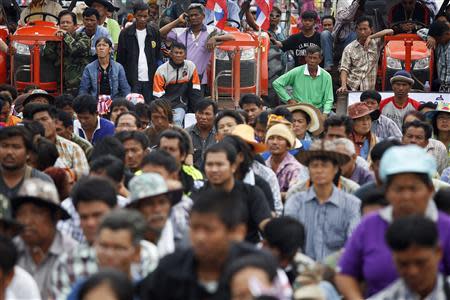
[
  {"x1": 231, "y1": 124, "x2": 267, "y2": 153},
  {"x1": 379, "y1": 145, "x2": 436, "y2": 182},
  {"x1": 127, "y1": 173, "x2": 183, "y2": 208},
  {"x1": 23, "y1": 89, "x2": 55, "y2": 106},
  {"x1": 295, "y1": 139, "x2": 351, "y2": 166},
  {"x1": 285, "y1": 103, "x2": 324, "y2": 135},
  {"x1": 0, "y1": 194, "x2": 23, "y2": 236},
  {"x1": 424, "y1": 101, "x2": 450, "y2": 121},
  {"x1": 347, "y1": 102, "x2": 381, "y2": 120},
  {"x1": 11, "y1": 178, "x2": 70, "y2": 220},
  {"x1": 265, "y1": 123, "x2": 296, "y2": 149},
  {"x1": 390, "y1": 70, "x2": 415, "y2": 86}
]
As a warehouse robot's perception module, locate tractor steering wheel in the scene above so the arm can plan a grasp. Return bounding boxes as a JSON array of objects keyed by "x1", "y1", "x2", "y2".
[
  {"x1": 207, "y1": 19, "x2": 241, "y2": 29},
  {"x1": 24, "y1": 12, "x2": 59, "y2": 24},
  {"x1": 390, "y1": 20, "x2": 427, "y2": 34}
]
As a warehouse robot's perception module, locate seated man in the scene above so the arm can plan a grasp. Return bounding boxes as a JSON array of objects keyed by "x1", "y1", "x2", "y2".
[
  {"x1": 389, "y1": 0, "x2": 430, "y2": 28},
  {"x1": 153, "y1": 42, "x2": 201, "y2": 127},
  {"x1": 19, "y1": 0, "x2": 62, "y2": 25}
]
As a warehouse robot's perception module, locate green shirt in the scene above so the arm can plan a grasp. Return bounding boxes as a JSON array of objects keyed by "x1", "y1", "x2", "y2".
[
  {"x1": 105, "y1": 18, "x2": 121, "y2": 44},
  {"x1": 273, "y1": 64, "x2": 334, "y2": 114}
]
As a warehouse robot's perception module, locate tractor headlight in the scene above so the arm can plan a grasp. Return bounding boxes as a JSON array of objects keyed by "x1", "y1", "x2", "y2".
[
  {"x1": 241, "y1": 48, "x2": 255, "y2": 60},
  {"x1": 215, "y1": 49, "x2": 229, "y2": 61},
  {"x1": 13, "y1": 42, "x2": 30, "y2": 55},
  {"x1": 413, "y1": 57, "x2": 429, "y2": 70},
  {"x1": 387, "y1": 57, "x2": 402, "y2": 70}
]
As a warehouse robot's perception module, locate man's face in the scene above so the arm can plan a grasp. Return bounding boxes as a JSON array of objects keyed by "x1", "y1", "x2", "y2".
[
  {"x1": 292, "y1": 111, "x2": 309, "y2": 139},
  {"x1": 59, "y1": 14, "x2": 76, "y2": 33},
  {"x1": 241, "y1": 103, "x2": 262, "y2": 126},
  {"x1": 77, "y1": 201, "x2": 112, "y2": 244},
  {"x1": 151, "y1": 108, "x2": 170, "y2": 132},
  {"x1": 402, "y1": 126, "x2": 428, "y2": 148},
  {"x1": 217, "y1": 116, "x2": 238, "y2": 137},
  {"x1": 195, "y1": 105, "x2": 215, "y2": 130},
  {"x1": 353, "y1": 115, "x2": 372, "y2": 135},
  {"x1": 393, "y1": 245, "x2": 441, "y2": 296},
  {"x1": 362, "y1": 98, "x2": 379, "y2": 111},
  {"x1": 134, "y1": 9, "x2": 150, "y2": 29},
  {"x1": 335, "y1": 144, "x2": 356, "y2": 178},
  {"x1": 83, "y1": 15, "x2": 98, "y2": 32},
  {"x1": 269, "y1": 11, "x2": 281, "y2": 27},
  {"x1": 33, "y1": 111, "x2": 56, "y2": 140},
  {"x1": 301, "y1": 18, "x2": 315, "y2": 30},
  {"x1": 204, "y1": 151, "x2": 235, "y2": 186},
  {"x1": 110, "y1": 105, "x2": 129, "y2": 123},
  {"x1": 159, "y1": 137, "x2": 184, "y2": 163},
  {"x1": 356, "y1": 21, "x2": 372, "y2": 41},
  {"x1": 324, "y1": 125, "x2": 348, "y2": 140},
  {"x1": 322, "y1": 18, "x2": 334, "y2": 31},
  {"x1": 308, "y1": 159, "x2": 337, "y2": 186},
  {"x1": 116, "y1": 115, "x2": 138, "y2": 133},
  {"x1": 305, "y1": 52, "x2": 322, "y2": 70},
  {"x1": 55, "y1": 120, "x2": 73, "y2": 140},
  {"x1": 0, "y1": 136, "x2": 28, "y2": 171},
  {"x1": 401, "y1": 0, "x2": 416, "y2": 12},
  {"x1": 16, "y1": 203, "x2": 54, "y2": 247},
  {"x1": 267, "y1": 135, "x2": 289, "y2": 156},
  {"x1": 187, "y1": 8, "x2": 204, "y2": 26},
  {"x1": 76, "y1": 112, "x2": 98, "y2": 131},
  {"x1": 96, "y1": 40, "x2": 111, "y2": 59},
  {"x1": 171, "y1": 47, "x2": 186, "y2": 65},
  {"x1": 392, "y1": 82, "x2": 412, "y2": 98},
  {"x1": 91, "y1": 2, "x2": 107, "y2": 18},
  {"x1": 95, "y1": 228, "x2": 139, "y2": 275},
  {"x1": 137, "y1": 195, "x2": 171, "y2": 233},
  {"x1": 123, "y1": 139, "x2": 146, "y2": 172},
  {"x1": 386, "y1": 173, "x2": 433, "y2": 218}
]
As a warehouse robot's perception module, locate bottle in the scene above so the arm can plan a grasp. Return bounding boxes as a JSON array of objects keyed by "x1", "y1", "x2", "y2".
[{"x1": 424, "y1": 81, "x2": 431, "y2": 92}]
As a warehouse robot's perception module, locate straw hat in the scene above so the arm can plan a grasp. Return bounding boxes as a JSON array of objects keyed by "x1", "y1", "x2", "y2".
[
  {"x1": 347, "y1": 102, "x2": 380, "y2": 120},
  {"x1": 285, "y1": 103, "x2": 323, "y2": 135},
  {"x1": 296, "y1": 140, "x2": 351, "y2": 166},
  {"x1": 231, "y1": 124, "x2": 267, "y2": 153}
]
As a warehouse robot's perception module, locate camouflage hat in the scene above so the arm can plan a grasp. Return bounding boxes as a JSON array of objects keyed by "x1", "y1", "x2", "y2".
[
  {"x1": 128, "y1": 173, "x2": 183, "y2": 208},
  {"x1": 11, "y1": 178, "x2": 70, "y2": 220},
  {"x1": 23, "y1": 89, "x2": 55, "y2": 106},
  {"x1": 0, "y1": 194, "x2": 23, "y2": 236}
]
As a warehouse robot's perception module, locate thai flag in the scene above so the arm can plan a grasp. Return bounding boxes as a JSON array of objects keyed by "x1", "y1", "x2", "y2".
[
  {"x1": 206, "y1": 0, "x2": 228, "y2": 29},
  {"x1": 255, "y1": 0, "x2": 274, "y2": 31}
]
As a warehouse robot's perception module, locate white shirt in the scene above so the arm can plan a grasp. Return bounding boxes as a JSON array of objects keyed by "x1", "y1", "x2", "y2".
[
  {"x1": 136, "y1": 28, "x2": 149, "y2": 82},
  {"x1": 6, "y1": 266, "x2": 41, "y2": 300}
]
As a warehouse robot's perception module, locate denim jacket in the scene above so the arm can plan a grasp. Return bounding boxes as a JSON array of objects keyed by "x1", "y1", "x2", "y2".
[{"x1": 79, "y1": 59, "x2": 131, "y2": 98}]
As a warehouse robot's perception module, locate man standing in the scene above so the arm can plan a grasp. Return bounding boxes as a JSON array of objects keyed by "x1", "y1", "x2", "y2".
[
  {"x1": 85, "y1": 0, "x2": 120, "y2": 48},
  {"x1": 428, "y1": 21, "x2": 450, "y2": 92},
  {"x1": 379, "y1": 71, "x2": 421, "y2": 129},
  {"x1": 337, "y1": 16, "x2": 393, "y2": 92},
  {"x1": 76, "y1": 8, "x2": 112, "y2": 56},
  {"x1": 117, "y1": 3, "x2": 161, "y2": 103},
  {"x1": 273, "y1": 45, "x2": 334, "y2": 115}
]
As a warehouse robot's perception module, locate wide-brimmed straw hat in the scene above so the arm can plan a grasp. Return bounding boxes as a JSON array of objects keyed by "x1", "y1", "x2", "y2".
[
  {"x1": 231, "y1": 124, "x2": 267, "y2": 153},
  {"x1": 347, "y1": 102, "x2": 380, "y2": 120},
  {"x1": 285, "y1": 103, "x2": 324, "y2": 135},
  {"x1": 296, "y1": 140, "x2": 351, "y2": 166}
]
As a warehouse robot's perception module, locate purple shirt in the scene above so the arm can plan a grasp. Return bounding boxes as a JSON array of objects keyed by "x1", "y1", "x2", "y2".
[
  {"x1": 265, "y1": 152, "x2": 308, "y2": 193},
  {"x1": 338, "y1": 203, "x2": 450, "y2": 297},
  {"x1": 350, "y1": 164, "x2": 375, "y2": 186}
]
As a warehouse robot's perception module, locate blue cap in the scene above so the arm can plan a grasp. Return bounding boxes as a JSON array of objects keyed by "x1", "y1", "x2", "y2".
[{"x1": 379, "y1": 145, "x2": 436, "y2": 182}]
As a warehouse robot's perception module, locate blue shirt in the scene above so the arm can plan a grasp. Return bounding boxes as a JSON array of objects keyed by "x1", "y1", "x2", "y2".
[
  {"x1": 73, "y1": 117, "x2": 115, "y2": 145},
  {"x1": 76, "y1": 25, "x2": 112, "y2": 56},
  {"x1": 284, "y1": 185, "x2": 361, "y2": 261}
]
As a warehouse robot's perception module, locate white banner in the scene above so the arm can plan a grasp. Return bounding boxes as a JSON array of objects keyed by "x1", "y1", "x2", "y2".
[{"x1": 348, "y1": 92, "x2": 450, "y2": 106}]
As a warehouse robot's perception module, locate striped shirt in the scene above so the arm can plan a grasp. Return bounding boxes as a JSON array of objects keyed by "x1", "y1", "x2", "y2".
[
  {"x1": 284, "y1": 185, "x2": 361, "y2": 261},
  {"x1": 372, "y1": 114, "x2": 403, "y2": 141}
]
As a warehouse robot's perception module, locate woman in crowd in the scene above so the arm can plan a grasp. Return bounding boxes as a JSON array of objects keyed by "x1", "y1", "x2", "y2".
[
  {"x1": 215, "y1": 110, "x2": 245, "y2": 141},
  {"x1": 426, "y1": 101, "x2": 450, "y2": 157},
  {"x1": 286, "y1": 103, "x2": 323, "y2": 150}
]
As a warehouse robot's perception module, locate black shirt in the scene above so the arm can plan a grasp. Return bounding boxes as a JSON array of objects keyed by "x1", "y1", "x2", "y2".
[
  {"x1": 98, "y1": 65, "x2": 111, "y2": 96},
  {"x1": 281, "y1": 31, "x2": 321, "y2": 67}
]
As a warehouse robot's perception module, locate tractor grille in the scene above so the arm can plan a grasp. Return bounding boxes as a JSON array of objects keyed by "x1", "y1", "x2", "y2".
[{"x1": 215, "y1": 59, "x2": 256, "y2": 88}]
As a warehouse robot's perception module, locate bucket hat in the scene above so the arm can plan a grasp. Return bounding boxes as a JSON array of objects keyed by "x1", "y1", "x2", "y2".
[
  {"x1": 296, "y1": 139, "x2": 351, "y2": 166},
  {"x1": 231, "y1": 124, "x2": 267, "y2": 153}
]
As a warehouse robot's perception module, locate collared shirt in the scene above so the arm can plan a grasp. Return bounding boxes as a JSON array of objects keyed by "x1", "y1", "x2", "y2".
[
  {"x1": 54, "y1": 135, "x2": 89, "y2": 180},
  {"x1": 285, "y1": 185, "x2": 361, "y2": 261},
  {"x1": 186, "y1": 124, "x2": 217, "y2": 169},
  {"x1": 286, "y1": 176, "x2": 360, "y2": 200},
  {"x1": 426, "y1": 138, "x2": 449, "y2": 175},
  {"x1": 339, "y1": 38, "x2": 383, "y2": 91},
  {"x1": 14, "y1": 230, "x2": 78, "y2": 300},
  {"x1": 372, "y1": 114, "x2": 403, "y2": 141},
  {"x1": 19, "y1": 0, "x2": 62, "y2": 25},
  {"x1": 167, "y1": 25, "x2": 218, "y2": 84},
  {"x1": 50, "y1": 240, "x2": 158, "y2": 300},
  {"x1": 252, "y1": 161, "x2": 283, "y2": 216},
  {"x1": 369, "y1": 274, "x2": 448, "y2": 300},
  {"x1": 73, "y1": 117, "x2": 115, "y2": 145},
  {"x1": 265, "y1": 152, "x2": 309, "y2": 193},
  {"x1": 76, "y1": 25, "x2": 112, "y2": 56}
]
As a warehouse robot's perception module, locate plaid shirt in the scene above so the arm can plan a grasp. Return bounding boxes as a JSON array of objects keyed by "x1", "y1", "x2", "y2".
[
  {"x1": 426, "y1": 138, "x2": 449, "y2": 175},
  {"x1": 372, "y1": 115, "x2": 403, "y2": 141},
  {"x1": 54, "y1": 135, "x2": 89, "y2": 180},
  {"x1": 265, "y1": 152, "x2": 309, "y2": 193},
  {"x1": 340, "y1": 38, "x2": 383, "y2": 91}
]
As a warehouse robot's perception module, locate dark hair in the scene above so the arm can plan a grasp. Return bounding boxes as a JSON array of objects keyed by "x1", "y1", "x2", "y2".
[
  {"x1": 215, "y1": 110, "x2": 245, "y2": 130},
  {"x1": 256, "y1": 111, "x2": 270, "y2": 127},
  {"x1": 402, "y1": 120, "x2": 432, "y2": 140},
  {"x1": 90, "y1": 155, "x2": 125, "y2": 183},
  {"x1": 0, "y1": 126, "x2": 34, "y2": 151},
  {"x1": 83, "y1": 7, "x2": 100, "y2": 20},
  {"x1": 324, "y1": 115, "x2": 353, "y2": 135},
  {"x1": 403, "y1": 110, "x2": 425, "y2": 123},
  {"x1": 56, "y1": 110, "x2": 73, "y2": 128},
  {"x1": 110, "y1": 99, "x2": 135, "y2": 113},
  {"x1": 239, "y1": 94, "x2": 263, "y2": 108},
  {"x1": 271, "y1": 107, "x2": 292, "y2": 122},
  {"x1": 149, "y1": 99, "x2": 173, "y2": 123},
  {"x1": 78, "y1": 269, "x2": 134, "y2": 300},
  {"x1": 55, "y1": 94, "x2": 74, "y2": 110},
  {"x1": 306, "y1": 45, "x2": 322, "y2": 56},
  {"x1": 418, "y1": 102, "x2": 437, "y2": 112},
  {"x1": 386, "y1": 172, "x2": 433, "y2": 189},
  {"x1": 58, "y1": 10, "x2": 77, "y2": 25},
  {"x1": 291, "y1": 109, "x2": 311, "y2": 125},
  {"x1": 434, "y1": 188, "x2": 450, "y2": 214},
  {"x1": 432, "y1": 111, "x2": 450, "y2": 137},
  {"x1": 133, "y1": 2, "x2": 149, "y2": 14},
  {"x1": 22, "y1": 120, "x2": 45, "y2": 138},
  {"x1": 386, "y1": 215, "x2": 438, "y2": 251},
  {"x1": 356, "y1": 15, "x2": 373, "y2": 27},
  {"x1": 0, "y1": 235, "x2": 17, "y2": 275},
  {"x1": 29, "y1": 104, "x2": 57, "y2": 120},
  {"x1": 71, "y1": 176, "x2": 117, "y2": 209},
  {"x1": 428, "y1": 20, "x2": 450, "y2": 38},
  {"x1": 370, "y1": 138, "x2": 402, "y2": 162},
  {"x1": 141, "y1": 149, "x2": 179, "y2": 173},
  {"x1": 73, "y1": 95, "x2": 98, "y2": 115},
  {"x1": 321, "y1": 15, "x2": 335, "y2": 25},
  {"x1": 90, "y1": 136, "x2": 125, "y2": 162},
  {"x1": 134, "y1": 103, "x2": 150, "y2": 120},
  {"x1": 171, "y1": 41, "x2": 187, "y2": 52},
  {"x1": 301, "y1": 10, "x2": 318, "y2": 20},
  {"x1": 115, "y1": 131, "x2": 149, "y2": 150},
  {"x1": 158, "y1": 129, "x2": 189, "y2": 156},
  {"x1": 195, "y1": 99, "x2": 218, "y2": 115},
  {"x1": 115, "y1": 111, "x2": 141, "y2": 128},
  {"x1": 95, "y1": 37, "x2": 113, "y2": 48},
  {"x1": 360, "y1": 90, "x2": 382, "y2": 103},
  {"x1": 307, "y1": 154, "x2": 340, "y2": 167},
  {"x1": 222, "y1": 135, "x2": 253, "y2": 176},
  {"x1": 224, "y1": 253, "x2": 278, "y2": 285},
  {"x1": 359, "y1": 189, "x2": 389, "y2": 214},
  {"x1": 263, "y1": 217, "x2": 305, "y2": 259},
  {"x1": 204, "y1": 141, "x2": 237, "y2": 165},
  {"x1": 0, "y1": 84, "x2": 18, "y2": 100},
  {"x1": 98, "y1": 208, "x2": 147, "y2": 245},
  {"x1": 191, "y1": 189, "x2": 247, "y2": 228},
  {"x1": 272, "y1": 6, "x2": 281, "y2": 15},
  {"x1": 34, "y1": 137, "x2": 59, "y2": 171}
]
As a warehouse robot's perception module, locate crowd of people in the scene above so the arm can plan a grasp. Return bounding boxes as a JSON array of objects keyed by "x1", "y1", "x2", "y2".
[{"x1": 0, "y1": 0, "x2": 448, "y2": 299}]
